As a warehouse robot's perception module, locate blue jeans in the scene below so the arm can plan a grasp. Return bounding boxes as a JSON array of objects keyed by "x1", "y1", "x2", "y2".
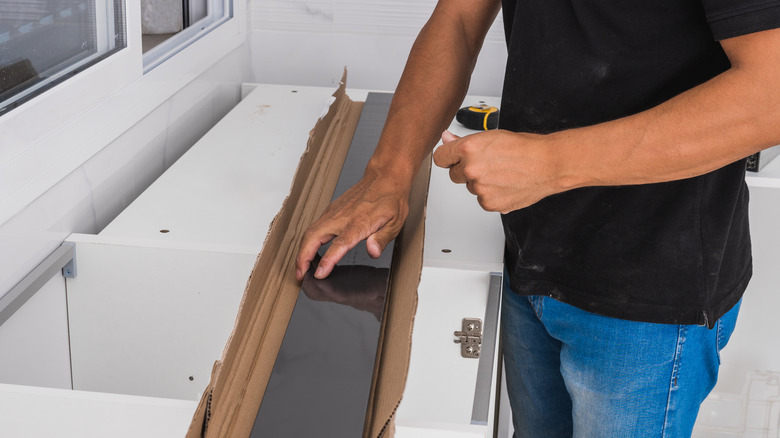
[{"x1": 501, "y1": 281, "x2": 741, "y2": 438}]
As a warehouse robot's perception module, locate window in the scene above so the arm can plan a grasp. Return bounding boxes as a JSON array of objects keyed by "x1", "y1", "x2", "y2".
[
  {"x1": 141, "y1": 0, "x2": 231, "y2": 71},
  {"x1": 0, "y1": 0, "x2": 127, "y2": 115}
]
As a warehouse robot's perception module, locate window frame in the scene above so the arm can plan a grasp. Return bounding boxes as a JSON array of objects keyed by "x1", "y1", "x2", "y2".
[
  {"x1": 143, "y1": 0, "x2": 233, "y2": 72},
  {"x1": 0, "y1": 0, "x2": 128, "y2": 115},
  {"x1": 0, "y1": 0, "x2": 245, "y2": 227}
]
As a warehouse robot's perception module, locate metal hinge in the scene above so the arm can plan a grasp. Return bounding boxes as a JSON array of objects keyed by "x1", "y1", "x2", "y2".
[{"x1": 454, "y1": 318, "x2": 483, "y2": 358}]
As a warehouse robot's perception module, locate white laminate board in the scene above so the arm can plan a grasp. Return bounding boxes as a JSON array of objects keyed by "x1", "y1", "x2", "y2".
[
  {"x1": 396, "y1": 423, "x2": 488, "y2": 438},
  {"x1": 0, "y1": 274, "x2": 71, "y2": 389},
  {"x1": 0, "y1": 383, "x2": 196, "y2": 438},
  {"x1": 424, "y1": 96, "x2": 505, "y2": 272},
  {"x1": 66, "y1": 241, "x2": 256, "y2": 400},
  {"x1": 397, "y1": 267, "x2": 497, "y2": 427},
  {"x1": 98, "y1": 84, "x2": 359, "y2": 249}
]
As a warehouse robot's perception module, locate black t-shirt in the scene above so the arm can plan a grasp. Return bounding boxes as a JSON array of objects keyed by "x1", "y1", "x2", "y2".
[{"x1": 499, "y1": 0, "x2": 780, "y2": 327}]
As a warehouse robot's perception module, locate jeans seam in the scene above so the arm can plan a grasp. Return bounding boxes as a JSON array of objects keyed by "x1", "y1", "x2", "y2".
[
  {"x1": 662, "y1": 325, "x2": 686, "y2": 438},
  {"x1": 715, "y1": 318, "x2": 723, "y2": 363},
  {"x1": 529, "y1": 296, "x2": 544, "y2": 319}
]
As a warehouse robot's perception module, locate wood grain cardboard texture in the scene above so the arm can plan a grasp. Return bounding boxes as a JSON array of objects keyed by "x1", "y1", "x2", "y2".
[{"x1": 187, "y1": 75, "x2": 428, "y2": 438}]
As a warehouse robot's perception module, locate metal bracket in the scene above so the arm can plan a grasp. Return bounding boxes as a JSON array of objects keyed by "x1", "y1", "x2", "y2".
[
  {"x1": 62, "y1": 242, "x2": 77, "y2": 278},
  {"x1": 0, "y1": 242, "x2": 76, "y2": 327},
  {"x1": 454, "y1": 317, "x2": 483, "y2": 358}
]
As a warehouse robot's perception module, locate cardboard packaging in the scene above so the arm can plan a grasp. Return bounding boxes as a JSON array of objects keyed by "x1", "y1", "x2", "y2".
[{"x1": 187, "y1": 75, "x2": 429, "y2": 438}]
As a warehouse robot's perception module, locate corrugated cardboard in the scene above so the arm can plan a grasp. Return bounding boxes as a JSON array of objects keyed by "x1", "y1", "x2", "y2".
[{"x1": 187, "y1": 73, "x2": 429, "y2": 438}]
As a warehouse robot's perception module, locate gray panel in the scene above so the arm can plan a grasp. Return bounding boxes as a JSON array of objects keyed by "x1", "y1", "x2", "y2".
[
  {"x1": 472, "y1": 272, "x2": 502, "y2": 426},
  {"x1": 0, "y1": 242, "x2": 74, "y2": 327},
  {"x1": 251, "y1": 92, "x2": 394, "y2": 437}
]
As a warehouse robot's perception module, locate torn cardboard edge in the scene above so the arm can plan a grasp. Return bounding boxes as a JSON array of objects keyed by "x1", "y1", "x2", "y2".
[
  {"x1": 364, "y1": 151, "x2": 430, "y2": 438},
  {"x1": 187, "y1": 71, "x2": 430, "y2": 438}
]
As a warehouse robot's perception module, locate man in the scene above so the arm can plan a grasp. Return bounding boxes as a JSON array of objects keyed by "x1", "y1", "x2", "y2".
[{"x1": 295, "y1": 0, "x2": 780, "y2": 435}]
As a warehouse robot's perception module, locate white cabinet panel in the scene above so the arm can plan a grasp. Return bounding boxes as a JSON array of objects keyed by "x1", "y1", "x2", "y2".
[
  {"x1": 0, "y1": 383, "x2": 197, "y2": 437},
  {"x1": 0, "y1": 275, "x2": 71, "y2": 389},
  {"x1": 65, "y1": 85, "x2": 342, "y2": 401},
  {"x1": 396, "y1": 267, "x2": 501, "y2": 435},
  {"x1": 66, "y1": 237, "x2": 255, "y2": 400}
]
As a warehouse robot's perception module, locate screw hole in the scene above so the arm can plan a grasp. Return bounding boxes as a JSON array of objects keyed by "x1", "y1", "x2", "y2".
[
  {"x1": 291, "y1": 90, "x2": 298, "y2": 93},
  {"x1": 441, "y1": 248, "x2": 452, "y2": 253},
  {"x1": 160, "y1": 229, "x2": 170, "y2": 233},
  {"x1": 189, "y1": 376, "x2": 194, "y2": 381}
]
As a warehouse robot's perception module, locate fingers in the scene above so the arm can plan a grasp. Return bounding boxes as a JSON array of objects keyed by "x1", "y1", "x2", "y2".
[
  {"x1": 441, "y1": 130, "x2": 459, "y2": 143},
  {"x1": 296, "y1": 196, "x2": 407, "y2": 281},
  {"x1": 314, "y1": 219, "x2": 402, "y2": 279},
  {"x1": 433, "y1": 130, "x2": 462, "y2": 169},
  {"x1": 449, "y1": 165, "x2": 468, "y2": 184},
  {"x1": 315, "y1": 229, "x2": 365, "y2": 279},
  {"x1": 436, "y1": 131, "x2": 470, "y2": 185},
  {"x1": 366, "y1": 219, "x2": 403, "y2": 258},
  {"x1": 297, "y1": 222, "x2": 365, "y2": 281},
  {"x1": 295, "y1": 228, "x2": 335, "y2": 281}
]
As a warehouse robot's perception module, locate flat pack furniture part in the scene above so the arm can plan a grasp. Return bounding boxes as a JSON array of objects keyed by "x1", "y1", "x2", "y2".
[
  {"x1": 250, "y1": 91, "x2": 395, "y2": 437},
  {"x1": 187, "y1": 77, "x2": 431, "y2": 437},
  {"x1": 63, "y1": 85, "x2": 346, "y2": 403},
  {"x1": 57, "y1": 77, "x2": 504, "y2": 436}
]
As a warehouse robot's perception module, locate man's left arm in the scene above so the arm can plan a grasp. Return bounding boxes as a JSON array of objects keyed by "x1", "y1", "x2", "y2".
[{"x1": 434, "y1": 28, "x2": 780, "y2": 213}]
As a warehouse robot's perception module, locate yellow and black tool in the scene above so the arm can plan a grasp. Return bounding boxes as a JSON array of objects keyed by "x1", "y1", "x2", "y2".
[{"x1": 456, "y1": 104, "x2": 499, "y2": 131}]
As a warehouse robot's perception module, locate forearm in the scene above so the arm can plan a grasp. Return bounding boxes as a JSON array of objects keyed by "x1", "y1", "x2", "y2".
[
  {"x1": 555, "y1": 29, "x2": 780, "y2": 191},
  {"x1": 365, "y1": 1, "x2": 501, "y2": 187}
]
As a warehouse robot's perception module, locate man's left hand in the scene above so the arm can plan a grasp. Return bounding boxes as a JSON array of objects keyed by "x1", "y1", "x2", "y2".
[{"x1": 433, "y1": 130, "x2": 569, "y2": 213}]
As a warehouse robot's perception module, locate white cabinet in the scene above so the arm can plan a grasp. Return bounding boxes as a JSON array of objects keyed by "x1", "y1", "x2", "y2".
[
  {"x1": 0, "y1": 383, "x2": 197, "y2": 437},
  {"x1": 61, "y1": 86, "x2": 511, "y2": 436},
  {"x1": 65, "y1": 84, "x2": 345, "y2": 400},
  {"x1": 396, "y1": 97, "x2": 509, "y2": 436}
]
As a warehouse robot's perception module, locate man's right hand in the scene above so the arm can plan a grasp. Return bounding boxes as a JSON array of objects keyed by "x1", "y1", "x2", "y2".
[
  {"x1": 295, "y1": 170, "x2": 411, "y2": 281},
  {"x1": 295, "y1": 0, "x2": 500, "y2": 282}
]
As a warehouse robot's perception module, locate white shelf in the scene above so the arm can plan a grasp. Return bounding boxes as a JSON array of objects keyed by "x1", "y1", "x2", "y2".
[
  {"x1": 0, "y1": 383, "x2": 196, "y2": 438},
  {"x1": 98, "y1": 84, "x2": 352, "y2": 251},
  {"x1": 66, "y1": 84, "x2": 354, "y2": 401}
]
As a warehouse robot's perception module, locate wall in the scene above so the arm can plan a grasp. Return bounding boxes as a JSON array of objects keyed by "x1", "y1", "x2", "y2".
[
  {"x1": 716, "y1": 185, "x2": 780, "y2": 394},
  {"x1": 0, "y1": 19, "x2": 251, "y2": 388},
  {"x1": 248, "y1": 0, "x2": 508, "y2": 97}
]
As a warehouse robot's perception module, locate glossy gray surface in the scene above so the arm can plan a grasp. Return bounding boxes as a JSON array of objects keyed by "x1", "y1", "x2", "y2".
[{"x1": 251, "y1": 93, "x2": 394, "y2": 437}]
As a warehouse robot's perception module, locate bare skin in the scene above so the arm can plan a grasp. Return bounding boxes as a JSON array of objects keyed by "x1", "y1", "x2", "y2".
[
  {"x1": 435, "y1": 27, "x2": 780, "y2": 213},
  {"x1": 296, "y1": 0, "x2": 780, "y2": 281},
  {"x1": 296, "y1": 0, "x2": 502, "y2": 280}
]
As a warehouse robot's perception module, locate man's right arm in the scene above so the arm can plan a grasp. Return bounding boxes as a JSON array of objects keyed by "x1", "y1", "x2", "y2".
[{"x1": 295, "y1": 0, "x2": 502, "y2": 280}]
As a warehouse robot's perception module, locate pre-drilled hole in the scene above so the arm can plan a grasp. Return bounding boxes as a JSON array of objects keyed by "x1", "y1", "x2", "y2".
[
  {"x1": 160, "y1": 229, "x2": 170, "y2": 233},
  {"x1": 441, "y1": 248, "x2": 452, "y2": 253}
]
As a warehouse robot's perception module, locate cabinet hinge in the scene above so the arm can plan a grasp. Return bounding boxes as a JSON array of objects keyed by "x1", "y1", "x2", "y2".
[{"x1": 454, "y1": 318, "x2": 483, "y2": 358}]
